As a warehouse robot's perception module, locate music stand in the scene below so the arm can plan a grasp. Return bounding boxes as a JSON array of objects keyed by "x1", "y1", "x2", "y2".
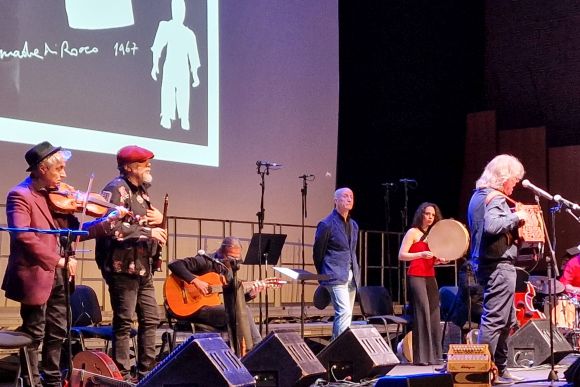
[
  {"x1": 273, "y1": 267, "x2": 330, "y2": 338},
  {"x1": 244, "y1": 233, "x2": 287, "y2": 334}
]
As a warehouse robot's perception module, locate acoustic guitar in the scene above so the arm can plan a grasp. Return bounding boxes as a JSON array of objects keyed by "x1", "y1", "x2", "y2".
[{"x1": 164, "y1": 272, "x2": 285, "y2": 318}]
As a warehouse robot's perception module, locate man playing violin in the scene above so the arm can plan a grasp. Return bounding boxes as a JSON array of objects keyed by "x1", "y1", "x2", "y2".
[
  {"x1": 467, "y1": 154, "x2": 528, "y2": 385},
  {"x1": 168, "y1": 237, "x2": 265, "y2": 354},
  {"x1": 1, "y1": 141, "x2": 128, "y2": 387},
  {"x1": 95, "y1": 145, "x2": 167, "y2": 382}
]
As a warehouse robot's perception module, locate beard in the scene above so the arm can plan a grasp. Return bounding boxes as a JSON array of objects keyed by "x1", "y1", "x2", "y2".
[{"x1": 142, "y1": 171, "x2": 153, "y2": 184}]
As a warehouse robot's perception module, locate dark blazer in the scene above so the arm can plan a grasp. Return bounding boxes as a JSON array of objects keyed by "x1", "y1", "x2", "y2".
[
  {"x1": 313, "y1": 209, "x2": 360, "y2": 287},
  {"x1": 2, "y1": 177, "x2": 114, "y2": 305}
]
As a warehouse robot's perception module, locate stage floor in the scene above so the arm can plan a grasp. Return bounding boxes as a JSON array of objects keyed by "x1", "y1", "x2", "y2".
[{"x1": 376, "y1": 353, "x2": 580, "y2": 387}]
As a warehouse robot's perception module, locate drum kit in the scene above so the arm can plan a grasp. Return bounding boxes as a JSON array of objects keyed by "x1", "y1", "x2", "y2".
[{"x1": 516, "y1": 272, "x2": 580, "y2": 349}]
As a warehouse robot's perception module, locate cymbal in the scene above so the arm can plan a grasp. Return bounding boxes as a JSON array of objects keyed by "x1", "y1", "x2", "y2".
[{"x1": 528, "y1": 276, "x2": 565, "y2": 294}]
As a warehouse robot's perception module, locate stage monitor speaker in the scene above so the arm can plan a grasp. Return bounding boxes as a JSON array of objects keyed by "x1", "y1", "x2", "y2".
[
  {"x1": 316, "y1": 325, "x2": 399, "y2": 382},
  {"x1": 241, "y1": 330, "x2": 326, "y2": 387},
  {"x1": 138, "y1": 333, "x2": 256, "y2": 387},
  {"x1": 507, "y1": 319, "x2": 573, "y2": 368},
  {"x1": 374, "y1": 373, "x2": 454, "y2": 387},
  {"x1": 564, "y1": 354, "x2": 580, "y2": 385}
]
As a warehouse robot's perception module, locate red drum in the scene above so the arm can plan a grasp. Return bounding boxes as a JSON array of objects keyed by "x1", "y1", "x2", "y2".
[{"x1": 72, "y1": 350, "x2": 123, "y2": 380}]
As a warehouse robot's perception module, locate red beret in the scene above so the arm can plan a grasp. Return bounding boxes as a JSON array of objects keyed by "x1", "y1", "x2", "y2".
[{"x1": 116, "y1": 145, "x2": 154, "y2": 166}]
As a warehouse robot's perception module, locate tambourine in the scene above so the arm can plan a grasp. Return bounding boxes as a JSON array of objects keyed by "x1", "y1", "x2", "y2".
[{"x1": 425, "y1": 219, "x2": 470, "y2": 261}]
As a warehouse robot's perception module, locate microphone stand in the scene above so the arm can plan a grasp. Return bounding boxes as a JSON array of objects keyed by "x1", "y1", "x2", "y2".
[
  {"x1": 381, "y1": 182, "x2": 395, "y2": 233},
  {"x1": 299, "y1": 174, "x2": 314, "y2": 337},
  {"x1": 399, "y1": 178, "x2": 416, "y2": 306},
  {"x1": 231, "y1": 263, "x2": 240, "y2": 356},
  {"x1": 538, "y1": 196, "x2": 560, "y2": 382},
  {"x1": 256, "y1": 163, "x2": 269, "y2": 335},
  {"x1": 565, "y1": 208, "x2": 580, "y2": 224},
  {"x1": 400, "y1": 181, "x2": 410, "y2": 232},
  {"x1": 0, "y1": 226, "x2": 89, "y2": 384}
]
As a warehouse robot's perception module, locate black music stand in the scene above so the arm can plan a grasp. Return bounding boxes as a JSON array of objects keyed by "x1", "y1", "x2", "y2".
[
  {"x1": 273, "y1": 267, "x2": 330, "y2": 338},
  {"x1": 244, "y1": 233, "x2": 287, "y2": 334}
]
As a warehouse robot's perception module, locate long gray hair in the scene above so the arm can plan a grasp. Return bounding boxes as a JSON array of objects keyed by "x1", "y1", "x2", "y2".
[{"x1": 475, "y1": 154, "x2": 525, "y2": 190}]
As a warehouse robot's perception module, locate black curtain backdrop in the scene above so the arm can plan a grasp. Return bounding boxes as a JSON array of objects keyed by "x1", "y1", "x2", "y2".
[{"x1": 337, "y1": 0, "x2": 486, "y2": 232}]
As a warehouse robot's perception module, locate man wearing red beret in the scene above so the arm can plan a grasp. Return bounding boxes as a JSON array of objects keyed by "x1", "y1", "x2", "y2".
[{"x1": 95, "y1": 145, "x2": 167, "y2": 381}]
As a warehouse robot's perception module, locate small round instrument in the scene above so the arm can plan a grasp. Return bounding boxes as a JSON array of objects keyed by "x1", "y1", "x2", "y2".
[
  {"x1": 72, "y1": 350, "x2": 123, "y2": 380},
  {"x1": 425, "y1": 219, "x2": 470, "y2": 261}
]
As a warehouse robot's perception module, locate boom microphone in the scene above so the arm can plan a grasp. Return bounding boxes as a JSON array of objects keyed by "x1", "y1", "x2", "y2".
[
  {"x1": 256, "y1": 160, "x2": 283, "y2": 167},
  {"x1": 554, "y1": 194, "x2": 580, "y2": 211},
  {"x1": 197, "y1": 249, "x2": 228, "y2": 269},
  {"x1": 521, "y1": 179, "x2": 553, "y2": 201}
]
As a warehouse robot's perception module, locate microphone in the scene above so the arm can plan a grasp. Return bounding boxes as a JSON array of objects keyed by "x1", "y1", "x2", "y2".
[
  {"x1": 521, "y1": 179, "x2": 553, "y2": 201},
  {"x1": 554, "y1": 194, "x2": 580, "y2": 211},
  {"x1": 256, "y1": 160, "x2": 283, "y2": 168},
  {"x1": 197, "y1": 249, "x2": 228, "y2": 269},
  {"x1": 381, "y1": 182, "x2": 396, "y2": 187},
  {"x1": 298, "y1": 174, "x2": 315, "y2": 179}
]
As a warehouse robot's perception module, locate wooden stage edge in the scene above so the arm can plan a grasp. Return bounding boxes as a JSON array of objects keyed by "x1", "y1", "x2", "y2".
[{"x1": 0, "y1": 304, "x2": 395, "y2": 335}]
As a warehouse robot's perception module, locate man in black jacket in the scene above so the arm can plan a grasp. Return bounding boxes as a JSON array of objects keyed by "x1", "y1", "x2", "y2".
[
  {"x1": 168, "y1": 237, "x2": 265, "y2": 354},
  {"x1": 95, "y1": 145, "x2": 167, "y2": 381}
]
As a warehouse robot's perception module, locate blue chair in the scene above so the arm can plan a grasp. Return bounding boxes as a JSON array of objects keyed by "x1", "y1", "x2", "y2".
[
  {"x1": 357, "y1": 286, "x2": 409, "y2": 349},
  {"x1": 70, "y1": 285, "x2": 137, "y2": 359}
]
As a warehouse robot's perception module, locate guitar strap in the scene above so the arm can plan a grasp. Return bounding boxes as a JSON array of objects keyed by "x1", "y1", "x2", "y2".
[{"x1": 485, "y1": 189, "x2": 518, "y2": 247}]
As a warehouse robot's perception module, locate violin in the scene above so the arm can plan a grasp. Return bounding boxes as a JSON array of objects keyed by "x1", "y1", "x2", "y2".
[{"x1": 48, "y1": 182, "x2": 123, "y2": 218}]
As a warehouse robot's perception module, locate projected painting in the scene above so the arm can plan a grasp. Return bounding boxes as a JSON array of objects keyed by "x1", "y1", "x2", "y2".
[{"x1": 0, "y1": 0, "x2": 219, "y2": 166}]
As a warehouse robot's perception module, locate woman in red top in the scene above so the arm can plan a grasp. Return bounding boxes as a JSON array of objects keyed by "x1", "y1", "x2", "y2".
[{"x1": 399, "y1": 202, "x2": 445, "y2": 365}]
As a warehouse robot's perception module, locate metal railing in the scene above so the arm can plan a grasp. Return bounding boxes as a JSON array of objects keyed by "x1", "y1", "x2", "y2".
[{"x1": 0, "y1": 205, "x2": 457, "y2": 309}]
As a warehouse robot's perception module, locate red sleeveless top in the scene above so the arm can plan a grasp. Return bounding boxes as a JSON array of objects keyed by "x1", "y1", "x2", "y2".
[{"x1": 407, "y1": 240, "x2": 436, "y2": 277}]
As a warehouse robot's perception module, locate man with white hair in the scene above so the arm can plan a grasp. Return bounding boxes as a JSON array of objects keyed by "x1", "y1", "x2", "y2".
[
  {"x1": 468, "y1": 154, "x2": 528, "y2": 384},
  {"x1": 313, "y1": 187, "x2": 360, "y2": 340}
]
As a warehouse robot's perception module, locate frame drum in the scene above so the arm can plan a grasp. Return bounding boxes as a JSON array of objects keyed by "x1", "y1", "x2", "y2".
[{"x1": 425, "y1": 219, "x2": 470, "y2": 261}]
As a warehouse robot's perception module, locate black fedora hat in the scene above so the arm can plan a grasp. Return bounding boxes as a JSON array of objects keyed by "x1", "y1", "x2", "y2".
[
  {"x1": 313, "y1": 285, "x2": 331, "y2": 310},
  {"x1": 25, "y1": 141, "x2": 62, "y2": 171}
]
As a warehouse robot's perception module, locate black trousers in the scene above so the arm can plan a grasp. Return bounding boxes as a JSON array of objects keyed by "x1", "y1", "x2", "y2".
[
  {"x1": 408, "y1": 275, "x2": 442, "y2": 365},
  {"x1": 105, "y1": 273, "x2": 160, "y2": 380},
  {"x1": 476, "y1": 262, "x2": 516, "y2": 372},
  {"x1": 20, "y1": 270, "x2": 67, "y2": 387},
  {"x1": 191, "y1": 305, "x2": 227, "y2": 328}
]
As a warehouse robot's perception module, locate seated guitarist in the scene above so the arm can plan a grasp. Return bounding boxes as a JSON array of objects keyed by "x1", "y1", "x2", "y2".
[{"x1": 168, "y1": 236, "x2": 264, "y2": 354}]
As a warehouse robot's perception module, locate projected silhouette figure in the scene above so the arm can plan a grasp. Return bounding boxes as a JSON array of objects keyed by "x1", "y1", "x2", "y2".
[{"x1": 151, "y1": 0, "x2": 200, "y2": 130}]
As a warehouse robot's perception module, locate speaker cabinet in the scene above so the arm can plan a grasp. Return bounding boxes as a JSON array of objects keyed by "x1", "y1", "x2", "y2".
[
  {"x1": 507, "y1": 319, "x2": 573, "y2": 368},
  {"x1": 316, "y1": 325, "x2": 399, "y2": 382},
  {"x1": 564, "y1": 354, "x2": 580, "y2": 385},
  {"x1": 241, "y1": 330, "x2": 326, "y2": 387},
  {"x1": 139, "y1": 333, "x2": 255, "y2": 387},
  {"x1": 374, "y1": 373, "x2": 454, "y2": 387}
]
